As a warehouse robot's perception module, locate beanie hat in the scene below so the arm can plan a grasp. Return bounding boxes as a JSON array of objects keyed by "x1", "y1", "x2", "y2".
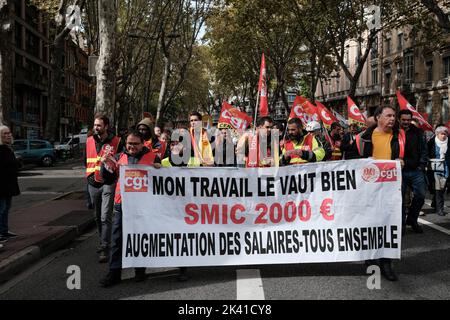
[{"x1": 137, "y1": 118, "x2": 153, "y2": 130}]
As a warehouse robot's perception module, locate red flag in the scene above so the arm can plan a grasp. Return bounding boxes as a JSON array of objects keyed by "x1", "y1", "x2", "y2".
[
  {"x1": 347, "y1": 96, "x2": 366, "y2": 126},
  {"x1": 396, "y1": 91, "x2": 433, "y2": 132},
  {"x1": 316, "y1": 101, "x2": 338, "y2": 129},
  {"x1": 218, "y1": 102, "x2": 253, "y2": 132},
  {"x1": 258, "y1": 53, "x2": 268, "y2": 117},
  {"x1": 289, "y1": 96, "x2": 320, "y2": 126}
]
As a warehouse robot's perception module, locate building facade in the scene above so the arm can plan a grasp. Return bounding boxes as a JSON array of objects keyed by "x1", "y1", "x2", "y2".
[
  {"x1": 316, "y1": 24, "x2": 450, "y2": 127},
  {"x1": 1, "y1": 0, "x2": 94, "y2": 140}
]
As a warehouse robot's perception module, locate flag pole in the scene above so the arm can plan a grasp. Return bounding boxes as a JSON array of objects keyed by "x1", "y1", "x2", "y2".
[{"x1": 253, "y1": 92, "x2": 260, "y2": 133}]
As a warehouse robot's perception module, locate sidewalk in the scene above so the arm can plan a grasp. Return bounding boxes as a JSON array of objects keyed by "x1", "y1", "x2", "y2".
[{"x1": 0, "y1": 191, "x2": 94, "y2": 283}]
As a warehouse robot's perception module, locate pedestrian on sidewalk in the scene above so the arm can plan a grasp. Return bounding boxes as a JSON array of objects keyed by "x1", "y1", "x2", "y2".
[
  {"x1": 0, "y1": 125, "x2": 20, "y2": 242},
  {"x1": 427, "y1": 125, "x2": 450, "y2": 216},
  {"x1": 85, "y1": 115, "x2": 121, "y2": 263}
]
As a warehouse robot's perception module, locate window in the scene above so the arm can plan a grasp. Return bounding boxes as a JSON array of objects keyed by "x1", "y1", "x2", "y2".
[
  {"x1": 404, "y1": 54, "x2": 414, "y2": 83},
  {"x1": 426, "y1": 61, "x2": 433, "y2": 82},
  {"x1": 371, "y1": 37, "x2": 378, "y2": 60},
  {"x1": 442, "y1": 96, "x2": 449, "y2": 123},
  {"x1": 13, "y1": 141, "x2": 27, "y2": 151},
  {"x1": 385, "y1": 38, "x2": 391, "y2": 55},
  {"x1": 444, "y1": 56, "x2": 450, "y2": 79},
  {"x1": 30, "y1": 141, "x2": 47, "y2": 150},
  {"x1": 426, "y1": 97, "x2": 433, "y2": 125},
  {"x1": 26, "y1": 31, "x2": 39, "y2": 58},
  {"x1": 372, "y1": 64, "x2": 378, "y2": 85},
  {"x1": 15, "y1": 22, "x2": 22, "y2": 48},
  {"x1": 397, "y1": 33, "x2": 404, "y2": 51},
  {"x1": 385, "y1": 72, "x2": 391, "y2": 93}
]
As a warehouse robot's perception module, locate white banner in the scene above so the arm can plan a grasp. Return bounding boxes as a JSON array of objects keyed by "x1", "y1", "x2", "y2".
[{"x1": 121, "y1": 159, "x2": 402, "y2": 268}]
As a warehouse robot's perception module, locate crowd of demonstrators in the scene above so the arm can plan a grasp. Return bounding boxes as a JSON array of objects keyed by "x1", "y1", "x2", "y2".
[{"x1": 76, "y1": 106, "x2": 449, "y2": 288}]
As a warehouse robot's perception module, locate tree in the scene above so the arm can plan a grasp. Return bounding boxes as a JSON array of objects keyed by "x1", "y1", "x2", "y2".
[
  {"x1": 420, "y1": 0, "x2": 450, "y2": 31},
  {"x1": 207, "y1": 0, "x2": 306, "y2": 115},
  {"x1": 95, "y1": 0, "x2": 117, "y2": 116},
  {"x1": 155, "y1": 0, "x2": 214, "y2": 123}
]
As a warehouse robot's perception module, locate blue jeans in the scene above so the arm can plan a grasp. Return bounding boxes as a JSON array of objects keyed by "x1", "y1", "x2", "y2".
[
  {"x1": 0, "y1": 197, "x2": 12, "y2": 235},
  {"x1": 402, "y1": 169, "x2": 426, "y2": 225}
]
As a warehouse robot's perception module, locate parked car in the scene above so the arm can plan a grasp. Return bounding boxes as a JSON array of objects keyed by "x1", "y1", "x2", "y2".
[
  {"x1": 55, "y1": 136, "x2": 80, "y2": 152},
  {"x1": 14, "y1": 152, "x2": 24, "y2": 169},
  {"x1": 12, "y1": 139, "x2": 56, "y2": 167}
]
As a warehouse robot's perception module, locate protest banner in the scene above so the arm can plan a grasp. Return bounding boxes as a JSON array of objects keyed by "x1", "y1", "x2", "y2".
[{"x1": 121, "y1": 159, "x2": 402, "y2": 268}]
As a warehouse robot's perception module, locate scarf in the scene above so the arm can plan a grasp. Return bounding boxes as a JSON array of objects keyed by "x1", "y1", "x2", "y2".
[{"x1": 435, "y1": 136, "x2": 448, "y2": 160}]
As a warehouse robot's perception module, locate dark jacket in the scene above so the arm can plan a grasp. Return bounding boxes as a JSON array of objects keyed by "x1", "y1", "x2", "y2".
[
  {"x1": 0, "y1": 145, "x2": 20, "y2": 197},
  {"x1": 353, "y1": 124, "x2": 403, "y2": 159},
  {"x1": 341, "y1": 132, "x2": 359, "y2": 160},
  {"x1": 403, "y1": 125, "x2": 428, "y2": 171}
]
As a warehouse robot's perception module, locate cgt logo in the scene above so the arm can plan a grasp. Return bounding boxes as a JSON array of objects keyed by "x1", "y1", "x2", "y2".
[
  {"x1": 362, "y1": 163, "x2": 398, "y2": 183},
  {"x1": 124, "y1": 170, "x2": 148, "y2": 192}
]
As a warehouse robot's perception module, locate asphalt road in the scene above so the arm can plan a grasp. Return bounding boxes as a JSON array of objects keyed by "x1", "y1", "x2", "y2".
[
  {"x1": 0, "y1": 209, "x2": 448, "y2": 300},
  {"x1": 1, "y1": 160, "x2": 449, "y2": 300},
  {"x1": 12, "y1": 159, "x2": 86, "y2": 213}
]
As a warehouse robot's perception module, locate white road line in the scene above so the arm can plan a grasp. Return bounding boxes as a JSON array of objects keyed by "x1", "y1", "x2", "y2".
[
  {"x1": 21, "y1": 191, "x2": 65, "y2": 195},
  {"x1": 418, "y1": 218, "x2": 450, "y2": 236},
  {"x1": 236, "y1": 269, "x2": 265, "y2": 300}
]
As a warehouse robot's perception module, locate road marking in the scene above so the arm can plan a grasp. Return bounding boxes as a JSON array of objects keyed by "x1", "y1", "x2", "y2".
[
  {"x1": 236, "y1": 269, "x2": 265, "y2": 300},
  {"x1": 418, "y1": 218, "x2": 450, "y2": 236},
  {"x1": 21, "y1": 191, "x2": 65, "y2": 195},
  {"x1": 19, "y1": 175, "x2": 83, "y2": 179}
]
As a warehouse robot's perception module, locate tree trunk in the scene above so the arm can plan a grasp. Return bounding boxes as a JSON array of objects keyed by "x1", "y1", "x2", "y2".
[
  {"x1": 0, "y1": 0, "x2": 12, "y2": 126},
  {"x1": 95, "y1": 0, "x2": 117, "y2": 117},
  {"x1": 156, "y1": 55, "x2": 170, "y2": 122}
]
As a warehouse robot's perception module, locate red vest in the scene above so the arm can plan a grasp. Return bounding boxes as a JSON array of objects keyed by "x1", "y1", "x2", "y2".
[
  {"x1": 284, "y1": 134, "x2": 314, "y2": 164},
  {"x1": 86, "y1": 136, "x2": 120, "y2": 183},
  {"x1": 144, "y1": 139, "x2": 167, "y2": 160},
  {"x1": 114, "y1": 151, "x2": 156, "y2": 204},
  {"x1": 331, "y1": 139, "x2": 342, "y2": 161}
]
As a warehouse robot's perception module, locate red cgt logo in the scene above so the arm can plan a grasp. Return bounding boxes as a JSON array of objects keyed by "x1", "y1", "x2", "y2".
[
  {"x1": 362, "y1": 162, "x2": 398, "y2": 183},
  {"x1": 124, "y1": 170, "x2": 148, "y2": 192}
]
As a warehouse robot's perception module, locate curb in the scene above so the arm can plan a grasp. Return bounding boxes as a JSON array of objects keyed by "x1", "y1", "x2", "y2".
[{"x1": 0, "y1": 218, "x2": 95, "y2": 284}]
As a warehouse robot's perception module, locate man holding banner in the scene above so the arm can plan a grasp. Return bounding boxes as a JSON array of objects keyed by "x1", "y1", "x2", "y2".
[
  {"x1": 99, "y1": 130, "x2": 161, "y2": 288},
  {"x1": 281, "y1": 118, "x2": 325, "y2": 165},
  {"x1": 354, "y1": 105, "x2": 405, "y2": 281}
]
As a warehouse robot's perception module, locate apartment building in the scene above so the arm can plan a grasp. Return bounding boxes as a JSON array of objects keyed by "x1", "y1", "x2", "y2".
[
  {"x1": 2, "y1": 0, "x2": 94, "y2": 139},
  {"x1": 316, "y1": 24, "x2": 450, "y2": 127}
]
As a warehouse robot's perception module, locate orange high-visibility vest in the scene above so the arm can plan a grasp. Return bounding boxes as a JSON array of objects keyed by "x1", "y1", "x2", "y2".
[
  {"x1": 114, "y1": 151, "x2": 156, "y2": 204},
  {"x1": 144, "y1": 139, "x2": 167, "y2": 160},
  {"x1": 86, "y1": 136, "x2": 120, "y2": 183},
  {"x1": 283, "y1": 134, "x2": 314, "y2": 165},
  {"x1": 331, "y1": 140, "x2": 342, "y2": 160}
]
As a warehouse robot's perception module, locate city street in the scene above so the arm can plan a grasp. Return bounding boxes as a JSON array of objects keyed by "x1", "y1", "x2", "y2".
[
  {"x1": 12, "y1": 159, "x2": 86, "y2": 213},
  {"x1": 0, "y1": 189, "x2": 448, "y2": 300}
]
